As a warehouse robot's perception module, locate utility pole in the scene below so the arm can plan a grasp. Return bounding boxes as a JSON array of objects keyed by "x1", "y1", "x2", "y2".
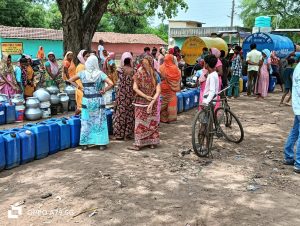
[{"x1": 229, "y1": 0, "x2": 235, "y2": 44}]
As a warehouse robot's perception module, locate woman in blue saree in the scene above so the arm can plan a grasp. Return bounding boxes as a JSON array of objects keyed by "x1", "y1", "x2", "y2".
[{"x1": 69, "y1": 54, "x2": 113, "y2": 150}]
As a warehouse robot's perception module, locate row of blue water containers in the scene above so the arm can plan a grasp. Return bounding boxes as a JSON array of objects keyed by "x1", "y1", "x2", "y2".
[
  {"x1": 176, "y1": 88, "x2": 200, "y2": 113},
  {"x1": 176, "y1": 76, "x2": 277, "y2": 113},
  {"x1": 242, "y1": 76, "x2": 277, "y2": 92},
  {"x1": 0, "y1": 109, "x2": 114, "y2": 171}
]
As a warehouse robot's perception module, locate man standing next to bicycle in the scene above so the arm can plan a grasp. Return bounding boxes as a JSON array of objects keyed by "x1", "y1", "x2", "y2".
[
  {"x1": 283, "y1": 62, "x2": 300, "y2": 173},
  {"x1": 202, "y1": 55, "x2": 219, "y2": 105}
]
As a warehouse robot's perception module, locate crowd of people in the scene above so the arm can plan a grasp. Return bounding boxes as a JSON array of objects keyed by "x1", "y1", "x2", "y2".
[{"x1": 1, "y1": 40, "x2": 300, "y2": 156}]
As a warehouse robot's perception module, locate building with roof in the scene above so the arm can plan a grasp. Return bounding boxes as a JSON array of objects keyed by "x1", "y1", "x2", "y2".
[
  {"x1": 0, "y1": 25, "x2": 166, "y2": 61},
  {"x1": 91, "y1": 32, "x2": 166, "y2": 59},
  {"x1": 0, "y1": 25, "x2": 63, "y2": 61},
  {"x1": 168, "y1": 20, "x2": 250, "y2": 48}
]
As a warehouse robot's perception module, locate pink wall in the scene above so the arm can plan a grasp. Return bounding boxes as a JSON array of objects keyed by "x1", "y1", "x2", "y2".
[{"x1": 91, "y1": 42, "x2": 164, "y2": 60}]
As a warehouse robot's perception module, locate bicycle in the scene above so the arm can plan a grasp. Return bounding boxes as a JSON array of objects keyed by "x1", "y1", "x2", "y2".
[{"x1": 191, "y1": 85, "x2": 244, "y2": 158}]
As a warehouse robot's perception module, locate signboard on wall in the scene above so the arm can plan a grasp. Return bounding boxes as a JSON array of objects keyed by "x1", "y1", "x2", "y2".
[{"x1": 1, "y1": 42, "x2": 23, "y2": 55}]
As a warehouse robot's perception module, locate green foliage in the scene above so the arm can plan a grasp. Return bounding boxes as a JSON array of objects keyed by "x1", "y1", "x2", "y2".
[
  {"x1": 46, "y1": 3, "x2": 62, "y2": 30},
  {"x1": 144, "y1": 23, "x2": 169, "y2": 43},
  {"x1": 240, "y1": 0, "x2": 300, "y2": 29},
  {"x1": 1, "y1": 0, "x2": 186, "y2": 43},
  {"x1": 0, "y1": 0, "x2": 46, "y2": 27}
]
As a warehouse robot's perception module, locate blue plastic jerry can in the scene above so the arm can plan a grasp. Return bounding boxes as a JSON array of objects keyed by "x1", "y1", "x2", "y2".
[
  {"x1": 106, "y1": 109, "x2": 113, "y2": 135},
  {"x1": 0, "y1": 134, "x2": 6, "y2": 171},
  {"x1": 5, "y1": 102, "x2": 16, "y2": 124},
  {"x1": 0, "y1": 131, "x2": 21, "y2": 169},
  {"x1": 56, "y1": 118, "x2": 71, "y2": 150},
  {"x1": 0, "y1": 102, "x2": 6, "y2": 125},
  {"x1": 182, "y1": 90, "x2": 191, "y2": 112},
  {"x1": 10, "y1": 128, "x2": 35, "y2": 164},
  {"x1": 39, "y1": 122, "x2": 60, "y2": 155},
  {"x1": 69, "y1": 116, "x2": 81, "y2": 148},
  {"x1": 176, "y1": 92, "x2": 184, "y2": 113},
  {"x1": 24, "y1": 123, "x2": 49, "y2": 159}
]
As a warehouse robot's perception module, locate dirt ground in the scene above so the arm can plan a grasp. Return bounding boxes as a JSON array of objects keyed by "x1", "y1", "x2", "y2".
[{"x1": 1, "y1": 88, "x2": 300, "y2": 226}]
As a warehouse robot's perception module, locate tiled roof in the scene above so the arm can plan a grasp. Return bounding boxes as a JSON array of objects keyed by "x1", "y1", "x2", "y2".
[
  {"x1": 0, "y1": 25, "x2": 166, "y2": 45},
  {"x1": 92, "y1": 32, "x2": 166, "y2": 45},
  {"x1": 0, "y1": 25, "x2": 63, "y2": 40}
]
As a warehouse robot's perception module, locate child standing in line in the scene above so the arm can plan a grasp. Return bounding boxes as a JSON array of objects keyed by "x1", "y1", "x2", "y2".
[
  {"x1": 202, "y1": 55, "x2": 219, "y2": 105},
  {"x1": 280, "y1": 58, "x2": 295, "y2": 106}
]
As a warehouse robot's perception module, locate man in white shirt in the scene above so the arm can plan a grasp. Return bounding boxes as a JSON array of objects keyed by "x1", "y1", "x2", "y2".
[
  {"x1": 203, "y1": 55, "x2": 219, "y2": 105},
  {"x1": 246, "y1": 43, "x2": 262, "y2": 96},
  {"x1": 283, "y1": 62, "x2": 300, "y2": 173},
  {"x1": 98, "y1": 39, "x2": 105, "y2": 70}
]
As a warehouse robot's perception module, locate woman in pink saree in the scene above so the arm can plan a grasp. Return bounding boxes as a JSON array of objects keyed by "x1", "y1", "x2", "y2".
[
  {"x1": 210, "y1": 48, "x2": 223, "y2": 110},
  {"x1": 255, "y1": 49, "x2": 271, "y2": 99},
  {"x1": 0, "y1": 54, "x2": 19, "y2": 98}
]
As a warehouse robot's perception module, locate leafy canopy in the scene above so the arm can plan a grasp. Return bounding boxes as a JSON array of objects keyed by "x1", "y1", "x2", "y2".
[{"x1": 240, "y1": 0, "x2": 300, "y2": 28}]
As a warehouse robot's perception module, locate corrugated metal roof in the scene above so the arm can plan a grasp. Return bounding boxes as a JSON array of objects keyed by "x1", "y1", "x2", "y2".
[{"x1": 0, "y1": 25, "x2": 166, "y2": 45}]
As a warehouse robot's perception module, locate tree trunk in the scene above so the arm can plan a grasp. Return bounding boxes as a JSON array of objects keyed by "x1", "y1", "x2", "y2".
[{"x1": 56, "y1": 0, "x2": 110, "y2": 60}]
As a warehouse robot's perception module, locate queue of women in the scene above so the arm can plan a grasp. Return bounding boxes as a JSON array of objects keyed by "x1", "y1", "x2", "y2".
[{"x1": 1, "y1": 43, "x2": 297, "y2": 151}]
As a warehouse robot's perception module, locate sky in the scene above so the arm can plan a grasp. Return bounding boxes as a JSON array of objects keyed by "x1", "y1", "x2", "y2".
[{"x1": 152, "y1": 0, "x2": 243, "y2": 27}]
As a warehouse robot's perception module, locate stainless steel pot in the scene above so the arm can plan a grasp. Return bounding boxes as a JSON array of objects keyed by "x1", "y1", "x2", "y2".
[
  {"x1": 33, "y1": 88, "x2": 50, "y2": 102},
  {"x1": 11, "y1": 94, "x2": 25, "y2": 106},
  {"x1": 26, "y1": 97, "x2": 40, "y2": 108},
  {"x1": 58, "y1": 93, "x2": 69, "y2": 112},
  {"x1": 50, "y1": 94, "x2": 60, "y2": 105},
  {"x1": 46, "y1": 85, "x2": 59, "y2": 95},
  {"x1": 25, "y1": 107, "x2": 42, "y2": 121},
  {"x1": 64, "y1": 85, "x2": 76, "y2": 95},
  {"x1": 0, "y1": 94, "x2": 9, "y2": 102}
]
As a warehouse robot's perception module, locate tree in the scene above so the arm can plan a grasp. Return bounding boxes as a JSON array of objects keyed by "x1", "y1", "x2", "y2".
[
  {"x1": 55, "y1": 0, "x2": 188, "y2": 57},
  {"x1": 46, "y1": 3, "x2": 62, "y2": 30},
  {"x1": 240, "y1": 0, "x2": 300, "y2": 29},
  {"x1": 0, "y1": 0, "x2": 46, "y2": 27}
]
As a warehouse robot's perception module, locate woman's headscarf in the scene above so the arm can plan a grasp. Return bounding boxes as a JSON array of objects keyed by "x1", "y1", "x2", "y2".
[
  {"x1": 168, "y1": 48, "x2": 174, "y2": 55},
  {"x1": 262, "y1": 49, "x2": 271, "y2": 64},
  {"x1": 48, "y1": 52, "x2": 55, "y2": 59},
  {"x1": 0, "y1": 53, "x2": 14, "y2": 76},
  {"x1": 140, "y1": 54, "x2": 156, "y2": 87},
  {"x1": 25, "y1": 54, "x2": 31, "y2": 60},
  {"x1": 159, "y1": 54, "x2": 180, "y2": 81},
  {"x1": 160, "y1": 54, "x2": 181, "y2": 91},
  {"x1": 47, "y1": 52, "x2": 59, "y2": 75},
  {"x1": 37, "y1": 46, "x2": 45, "y2": 60},
  {"x1": 121, "y1": 52, "x2": 133, "y2": 67},
  {"x1": 109, "y1": 52, "x2": 115, "y2": 60},
  {"x1": 64, "y1": 51, "x2": 73, "y2": 61},
  {"x1": 211, "y1": 48, "x2": 221, "y2": 58},
  {"x1": 84, "y1": 55, "x2": 102, "y2": 82},
  {"x1": 77, "y1": 50, "x2": 87, "y2": 65}
]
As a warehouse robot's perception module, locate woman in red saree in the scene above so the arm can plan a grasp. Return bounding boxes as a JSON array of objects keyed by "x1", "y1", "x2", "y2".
[
  {"x1": 129, "y1": 54, "x2": 161, "y2": 151},
  {"x1": 159, "y1": 54, "x2": 181, "y2": 123}
]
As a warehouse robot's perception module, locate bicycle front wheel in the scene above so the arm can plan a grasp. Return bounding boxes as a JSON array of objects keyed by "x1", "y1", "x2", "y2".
[
  {"x1": 215, "y1": 107, "x2": 244, "y2": 143},
  {"x1": 192, "y1": 110, "x2": 213, "y2": 157}
]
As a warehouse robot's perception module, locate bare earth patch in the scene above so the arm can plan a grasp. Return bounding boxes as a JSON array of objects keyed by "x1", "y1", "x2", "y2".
[{"x1": 1, "y1": 89, "x2": 300, "y2": 226}]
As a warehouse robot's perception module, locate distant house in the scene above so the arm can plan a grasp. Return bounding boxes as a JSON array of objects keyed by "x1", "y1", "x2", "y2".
[
  {"x1": 0, "y1": 25, "x2": 63, "y2": 62},
  {"x1": 0, "y1": 25, "x2": 166, "y2": 62},
  {"x1": 168, "y1": 20, "x2": 250, "y2": 47},
  {"x1": 91, "y1": 32, "x2": 166, "y2": 59}
]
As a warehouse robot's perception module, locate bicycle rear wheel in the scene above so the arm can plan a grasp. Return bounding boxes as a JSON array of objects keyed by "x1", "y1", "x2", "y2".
[
  {"x1": 215, "y1": 107, "x2": 244, "y2": 143},
  {"x1": 192, "y1": 110, "x2": 213, "y2": 157}
]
